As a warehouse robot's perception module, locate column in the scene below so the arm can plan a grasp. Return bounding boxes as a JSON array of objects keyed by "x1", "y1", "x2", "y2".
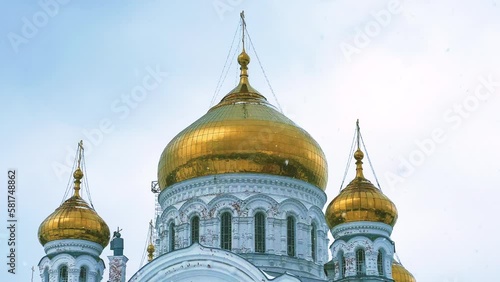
[{"x1": 107, "y1": 256, "x2": 129, "y2": 282}]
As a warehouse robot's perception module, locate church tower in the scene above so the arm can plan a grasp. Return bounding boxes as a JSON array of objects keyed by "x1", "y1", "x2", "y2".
[
  {"x1": 134, "y1": 12, "x2": 330, "y2": 281},
  {"x1": 325, "y1": 121, "x2": 415, "y2": 282},
  {"x1": 38, "y1": 142, "x2": 110, "y2": 282}
]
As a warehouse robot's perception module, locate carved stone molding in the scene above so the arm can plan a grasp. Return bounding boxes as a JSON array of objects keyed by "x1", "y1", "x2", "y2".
[{"x1": 159, "y1": 173, "x2": 327, "y2": 209}]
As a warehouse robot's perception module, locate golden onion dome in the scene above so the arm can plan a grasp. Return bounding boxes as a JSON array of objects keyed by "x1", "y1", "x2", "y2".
[
  {"x1": 147, "y1": 243, "x2": 155, "y2": 262},
  {"x1": 392, "y1": 260, "x2": 416, "y2": 282},
  {"x1": 325, "y1": 147, "x2": 398, "y2": 229},
  {"x1": 157, "y1": 50, "x2": 328, "y2": 190},
  {"x1": 38, "y1": 168, "x2": 110, "y2": 248}
]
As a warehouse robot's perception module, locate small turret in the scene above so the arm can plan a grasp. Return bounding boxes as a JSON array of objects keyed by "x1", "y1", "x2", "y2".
[
  {"x1": 110, "y1": 228, "x2": 124, "y2": 256},
  {"x1": 108, "y1": 228, "x2": 128, "y2": 282}
]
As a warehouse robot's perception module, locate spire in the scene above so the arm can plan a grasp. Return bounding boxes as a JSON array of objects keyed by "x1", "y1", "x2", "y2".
[
  {"x1": 237, "y1": 11, "x2": 251, "y2": 87},
  {"x1": 240, "y1": 10, "x2": 246, "y2": 51},
  {"x1": 354, "y1": 119, "x2": 365, "y2": 179},
  {"x1": 73, "y1": 140, "x2": 84, "y2": 197},
  {"x1": 210, "y1": 11, "x2": 266, "y2": 109},
  {"x1": 147, "y1": 220, "x2": 155, "y2": 262}
]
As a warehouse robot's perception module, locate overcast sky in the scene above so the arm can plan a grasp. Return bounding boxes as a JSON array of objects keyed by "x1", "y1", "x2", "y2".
[{"x1": 1, "y1": 1, "x2": 499, "y2": 281}]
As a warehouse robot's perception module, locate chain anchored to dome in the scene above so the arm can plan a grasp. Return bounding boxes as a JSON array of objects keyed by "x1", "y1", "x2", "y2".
[{"x1": 210, "y1": 12, "x2": 269, "y2": 110}]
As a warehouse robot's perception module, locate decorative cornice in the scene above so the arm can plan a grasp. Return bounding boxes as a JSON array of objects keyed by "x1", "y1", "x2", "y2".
[
  {"x1": 44, "y1": 239, "x2": 103, "y2": 257},
  {"x1": 159, "y1": 173, "x2": 327, "y2": 209},
  {"x1": 331, "y1": 221, "x2": 393, "y2": 239}
]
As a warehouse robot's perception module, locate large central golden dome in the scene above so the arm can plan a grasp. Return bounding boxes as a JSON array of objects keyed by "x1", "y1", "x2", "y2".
[{"x1": 157, "y1": 51, "x2": 328, "y2": 190}]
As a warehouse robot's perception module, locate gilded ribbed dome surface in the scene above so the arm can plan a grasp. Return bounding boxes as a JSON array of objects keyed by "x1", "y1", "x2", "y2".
[
  {"x1": 38, "y1": 168, "x2": 110, "y2": 247},
  {"x1": 392, "y1": 261, "x2": 416, "y2": 282},
  {"x1": 325, "y1": 149, "x2": 397, "y2": 229},
  {"x1": 157, "y1": 51, "x2": 328, "y2": 191},
  {"x1": 38, "y1": 195, "x2": 110, "y2": 247}
]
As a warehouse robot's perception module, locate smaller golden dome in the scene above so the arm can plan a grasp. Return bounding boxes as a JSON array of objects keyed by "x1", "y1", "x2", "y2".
[
  {"x1": 392, "y1": 261, "x2": 416, "y2": 282},
  {"x1": 147, "y1": 243, "x2": 155, "y2": 262},
  {"x1": 325, "y1": 147, "x2": 398, "y2": 229},
  {"x1": 38, "y1": 168, "x2": 110, "y2": 248}
]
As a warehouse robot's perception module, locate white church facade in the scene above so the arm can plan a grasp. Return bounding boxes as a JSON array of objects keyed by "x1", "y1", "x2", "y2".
[{"x1": 37, "y1": 15, "x2": 416, "y2": 282}]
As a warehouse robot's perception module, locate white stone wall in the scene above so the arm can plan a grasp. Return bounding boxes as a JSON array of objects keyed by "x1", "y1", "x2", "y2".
[
  {"x1": 329, "y1": 222, "x2": 395, "y2": 281},
  {"x1": 38, "y1": 239, "x2": 105, "y2": 282},
  {"x1": 156, "y1": 173, "x2": 329, "y2": 279}
]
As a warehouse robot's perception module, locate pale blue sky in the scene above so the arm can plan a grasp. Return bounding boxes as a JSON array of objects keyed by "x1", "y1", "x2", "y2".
[{"x1": 1, "y1": 1, "x2": 499, "y2": 281}]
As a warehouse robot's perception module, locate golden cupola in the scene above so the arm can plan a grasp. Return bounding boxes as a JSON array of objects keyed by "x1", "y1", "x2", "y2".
[
  {"x1": 38, "y1": 145, "x2": 110, "y2": 248},
  {"x1": 157, "y1": 44, "x2": 327, "y2": 191},
  {"x1": 392, "y1": 260, "x2": 416, "y2": 282},
  {"x1": 325, "y1": 122, "x2": 397, "y2": 229}
]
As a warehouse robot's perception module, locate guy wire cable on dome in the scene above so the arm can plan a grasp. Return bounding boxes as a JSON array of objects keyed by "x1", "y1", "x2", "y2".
[
  {"x1": 395, "y1": 252, "x2": 403, "y2": 264},
  {"x1": 339, "y1": 128, "x2": 357, "y2": 192},
  {"x1": 81, "y1": 153, "x2": 95, "y2": 209},
  {"x1": 139, "y1": 223, "x2": 150, "y2": 267},
  {"x1": 360, "y1": 132, "x2": 382, "y2": 191},
  {"x1": 244, "y1": 26, "x2": 283, "y2": 113},
  {"x1": 218, "y1": 39, "x2": 241, "y2": 100},
  {"x1": 209, "y1": 22, "x2": 241, "y2": 108},
  {"x1": 61, "y1": 144, "x2": 79, "y2": 204}
]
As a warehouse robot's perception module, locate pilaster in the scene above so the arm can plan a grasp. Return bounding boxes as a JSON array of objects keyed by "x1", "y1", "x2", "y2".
[{"x1": 107, "y1": 256, "x2": 129, "y2": 282}]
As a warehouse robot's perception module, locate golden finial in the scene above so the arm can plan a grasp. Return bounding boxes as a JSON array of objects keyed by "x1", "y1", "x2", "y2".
[
  {"x1": 73, "y1": 140, "x2": 84, "y2": 197},
  {"x1": 237, "y1": 11, "x2": 250, "y2": 85},
  {"x1": 354, "y1": 120, "x2": 365, "y2": 179},
  {"x1": 147, "y1": 243, "x2": 155, "y2": 262},
  {"x1": 147, "y1": 220, "x2": 155, "y2": 262}
]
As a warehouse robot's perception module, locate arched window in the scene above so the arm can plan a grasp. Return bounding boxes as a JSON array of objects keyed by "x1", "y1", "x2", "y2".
[
  {"x1": 191, "y1": 216, "x2": 200, "y2": 244},
  {"x1": 356, "y1": 249, "x2": 366, "y2": 275},
  {"x1": 311, "y1": 223, "x2": 317, "y2": 262},
  {"x1": 254, "y1": 212, "x2": 266, "y2": 253},
  {"x1": 220, "y1": 212, "x2": 232, "y2": 250},
  {"x1": 286, "y1": 216, "x2": 295, "y2": 257},
  {"x1": 43, "y1": 267, "x2": 49, "y2": 282},
  {"x1": 79, "y1": 267, "x2": 87, "y2": 282},
  {"x1": 59, "y1": 266, "x2": 68, "y2": 282},
  {"x1": 339, "y1": 252, "x2": 346, "y2": 278},
  {"x1": 169, "y1": 222, "x2": 175, "y2": 251},
  {"x1": 377, "y1": 250, "x2": 384, "y2": 276}
]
